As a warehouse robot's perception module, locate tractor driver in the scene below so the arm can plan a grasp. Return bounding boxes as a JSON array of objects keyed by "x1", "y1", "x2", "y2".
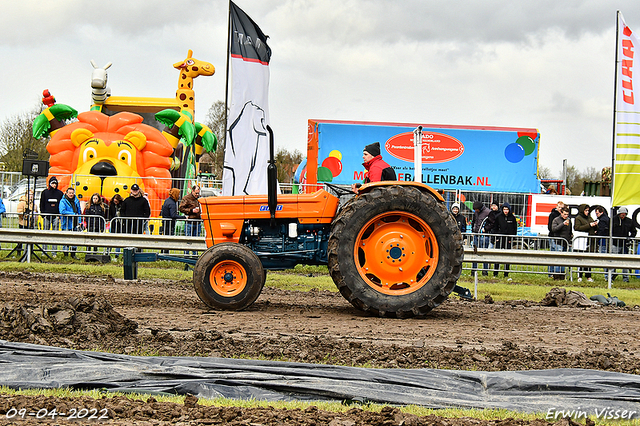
[{"x1": 351, "y1": 142, "x2": 397, "y2": 192}]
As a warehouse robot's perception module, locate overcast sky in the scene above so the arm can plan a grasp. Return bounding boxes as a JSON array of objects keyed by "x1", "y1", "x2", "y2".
[{"x1": 1, "y1": 0, "x2": 639, "y2": 178}]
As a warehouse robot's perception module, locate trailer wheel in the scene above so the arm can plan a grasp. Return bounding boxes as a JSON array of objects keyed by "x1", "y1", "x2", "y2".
[
  {"x1": 328, "y1": 185, "x2": 463, "y2": 318},
  {"x1": 194, "y1": 243, "x2": 265, "y2": 311}
]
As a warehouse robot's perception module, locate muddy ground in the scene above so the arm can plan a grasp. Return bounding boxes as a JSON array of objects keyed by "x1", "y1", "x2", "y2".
[{"x1": 0, "y1": 270, "x2": 638, "y2": 425}]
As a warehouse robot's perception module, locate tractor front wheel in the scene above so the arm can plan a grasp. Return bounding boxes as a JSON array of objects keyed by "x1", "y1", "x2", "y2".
[{"x1": 194, "y1": 243, "x2": 265, "y2": 311}]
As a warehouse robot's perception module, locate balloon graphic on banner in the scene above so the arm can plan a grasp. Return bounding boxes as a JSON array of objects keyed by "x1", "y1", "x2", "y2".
[
  {"x1": 321, "y1": 156, "x2": 342, "y2": 177},
  {"x1": 516, "y1": 135, "x2": 535, "y2": 156},
  {"x1": 317, "y1": 166, "x2": 333, "y2": 182},
  {"x1": 329, "y1": 149, "x2": 342, "y2": 160},
  {"x1": 504, "y1": 133, "x2": 537, "y2": 163},
  {"x1": 504, "y1": 142, "x2": 525, "y2": 163},
  {"x1": 295, "y1": 153, "x2": 343, "y2": 183}
]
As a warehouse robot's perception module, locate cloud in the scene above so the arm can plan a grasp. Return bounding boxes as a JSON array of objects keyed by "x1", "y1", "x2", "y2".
[
  {"x1": 264, "y1": 0, "x2": 621, "y2": 47},
  {"x1": 0, "y1": 0, "x2": 223, "y2": 46},
  {"x1": 1, "y1": 0, "x2": 639, "y2": 177}
]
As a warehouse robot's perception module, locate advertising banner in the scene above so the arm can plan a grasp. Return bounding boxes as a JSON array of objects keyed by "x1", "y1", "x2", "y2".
[
  {"x1": 613, "y1": 13, "x2": 640, "y2": 206},
  {"x1": 223, "y1": 2, "x2": 272, "y2": 196},
  {"x1": 307, "y1": 120, "x2": 540, "y2": 193}
]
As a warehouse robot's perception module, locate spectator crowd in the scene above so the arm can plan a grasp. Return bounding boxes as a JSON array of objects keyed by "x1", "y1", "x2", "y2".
[
  {"x1": 1, "y1": 177, "x2": 204, "y2": 261},
  {"x1": 452, "y1": 198, "x2": 639, "y2": 283},
  {"x1": 1, "y1": 176, "x2": 638, "y2": 283}
]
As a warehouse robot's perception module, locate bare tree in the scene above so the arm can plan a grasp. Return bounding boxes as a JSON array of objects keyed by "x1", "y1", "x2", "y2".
[
  {"x1": 561, "y1": 164, "x2": 607, "y2": 195},
  {"x1": 582, "y1": 166, "x2": 601, "y2": 182},
  {"x1": 564, "y1": 165, "x2": 580, "y2": 195},
  {"x1": 0, "y1": 105, "x2": 48, "y2": 171},
  {"x1": 200, "y1": 100, "x2": 227, "y2": 179},
  {"x1": 275, "y1": 146, "x2": 304, "y2": 183},
  {"x1": 538, "y1": 166, "x2": 554, "y2": 180}
]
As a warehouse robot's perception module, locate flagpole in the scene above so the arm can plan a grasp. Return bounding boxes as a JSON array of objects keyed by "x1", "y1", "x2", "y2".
[
  {"x1": 223, "y1": 0, "x2": 232, "y2": 145},
  {"x1": 607, "y1": 10, "x2": 621, "y2": 274},
  {"x1": 610, "y1": 10, "x2": 620, "y2": 208}
]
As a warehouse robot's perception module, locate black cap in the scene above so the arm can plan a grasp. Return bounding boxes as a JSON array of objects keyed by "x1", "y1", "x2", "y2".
[
  {"x1": 131, "y1": 184, "x2": 140, "y2": 191},
  {"x1": 364, "y1": 142, "x2": 381, "y2": 157}
]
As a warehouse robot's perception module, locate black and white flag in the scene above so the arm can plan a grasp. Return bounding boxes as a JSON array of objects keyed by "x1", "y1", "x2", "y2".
[{"x1": 223, "y1": 2, "x2": 272, "y2": 196}]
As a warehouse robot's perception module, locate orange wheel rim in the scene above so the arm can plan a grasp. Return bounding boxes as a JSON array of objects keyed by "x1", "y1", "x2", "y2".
[
  {"x1": 354, "y1": 212, "x2": 438, "y2": 295},
  {"x1": 209, "y1": 260, "x2": 247, "y2": 297}
]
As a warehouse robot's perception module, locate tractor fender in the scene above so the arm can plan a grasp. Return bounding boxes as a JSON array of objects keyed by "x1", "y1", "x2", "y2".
[{"x1": 357, "y1": 181, "x2": 444, "y2": 202}]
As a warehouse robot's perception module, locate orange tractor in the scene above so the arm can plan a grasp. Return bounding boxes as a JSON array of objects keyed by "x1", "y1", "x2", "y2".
[{"x1": 195, "y1": 128, "x2": 464, "y2": 318}]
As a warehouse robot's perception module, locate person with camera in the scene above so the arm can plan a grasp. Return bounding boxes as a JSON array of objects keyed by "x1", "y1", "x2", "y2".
[
  {"x1": 16, "y1": 190, "x2": 39, "y2": 258},
  {"x1": 547, "y1": 201, "x2": 565, "y2": 277},
  {"x1": 591, "y1": 206, "x2": 610, "y2": 277},
  {"x1": 17, "y1": 191, "x2": 39, "y2": 229},
  {"x1": 551, "y1": 206, "x2": 572, "y2": 280},
  {"x1": 573, "y1": 204, "x2": 597, "y2": 282}
]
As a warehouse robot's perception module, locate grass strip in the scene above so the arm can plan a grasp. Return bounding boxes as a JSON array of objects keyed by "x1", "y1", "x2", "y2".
[{"x1": 5, "y1": 386, "x2": 625, "y2": 425}]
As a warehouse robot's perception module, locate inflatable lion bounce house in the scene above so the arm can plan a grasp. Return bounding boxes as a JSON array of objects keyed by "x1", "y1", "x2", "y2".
[
  {"x1": 47, "y1": 111, "x2": 173, "y2": 214},
  {"x1": 34, "y1": 50, "x2": 217, "y2": 220}
]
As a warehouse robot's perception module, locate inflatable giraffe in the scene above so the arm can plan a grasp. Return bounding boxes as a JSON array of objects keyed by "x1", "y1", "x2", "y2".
[
  {"x1": 158, "y1": 50, "x2": 217, "y2": 188},
  {"x1": 174, "y1": 50, "x2": 215, "y2": 116}
]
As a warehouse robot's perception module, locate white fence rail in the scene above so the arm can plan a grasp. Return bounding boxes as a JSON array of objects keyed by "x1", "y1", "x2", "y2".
[
  {"x1": 1, "y1": 229, "x2": 639, "y2": 270},
  {"x1": 0, "y1": 229, "x2": 206, "y2": 252}
]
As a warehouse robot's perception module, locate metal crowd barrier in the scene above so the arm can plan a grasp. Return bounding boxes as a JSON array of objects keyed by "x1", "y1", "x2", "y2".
[
  {"x1": 0, "y1": 228, "x2": 207, "y2": 263},
  {"x1": 6, "y1": 213, "x2": 205, "y2": 236},
  {"x1": 1, "y1": 228, "x2": 640, "y2": 286},
  {"x1": 463, "y1": 247, "x2": 640, "y2": 269},
  {"x1": 464, "y1": 232, "x2": 640, "y2": 289}
]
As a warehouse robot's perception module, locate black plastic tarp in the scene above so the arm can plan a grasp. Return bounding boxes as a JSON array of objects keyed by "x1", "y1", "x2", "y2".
[{"x1": 1, "y1": 340, "x2": 639, "y2": 415}]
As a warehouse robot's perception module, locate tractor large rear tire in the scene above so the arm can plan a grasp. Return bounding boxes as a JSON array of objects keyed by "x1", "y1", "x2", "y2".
[
  {"x1": 328, "y1": 185, "x2": 463, "y2": 318},
  {"x1": 194, "y1": 243, "x2": 265, "y2": 311}
]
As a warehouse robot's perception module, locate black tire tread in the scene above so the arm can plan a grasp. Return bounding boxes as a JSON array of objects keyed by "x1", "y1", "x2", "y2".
[
  {"x1": 328, "y1": 185, "x2": 463, "y2": 318},
  {"x1": 194, "y1": 242, "x2": 264, "y2": 311}
]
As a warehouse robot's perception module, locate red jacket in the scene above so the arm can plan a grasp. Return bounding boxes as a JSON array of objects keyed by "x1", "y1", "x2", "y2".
[{"x1": 363, "y1": 156, "x2": 396, "y2": 183}]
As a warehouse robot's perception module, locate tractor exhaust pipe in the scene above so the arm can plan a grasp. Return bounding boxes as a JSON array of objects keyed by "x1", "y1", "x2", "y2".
[
  {"x1": 413, "y1": 126, "x2": 423, "y2": 184},
  {"x1": 266, "y1": 125, "x2": 278, "y2": 227}
]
